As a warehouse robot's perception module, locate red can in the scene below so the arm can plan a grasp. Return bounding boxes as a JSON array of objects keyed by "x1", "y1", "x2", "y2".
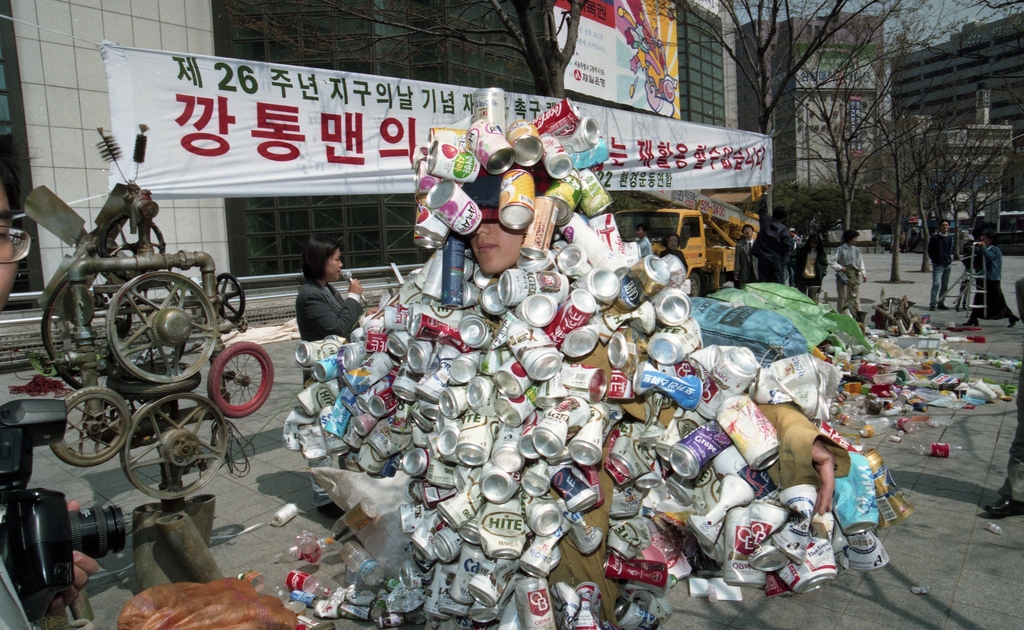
[
  {"x1": 533, "y1": 98, "x2": 582, "y2": 137},
  {"x1": 409, "y1": 314, "x2": 472, "y2": 353},
  {"x1": 544, "y1": 289, "x2": 598, "y2": 347},
  {"x1": 365, "y1": 330, "x2": 389, "y2": 353},
  {"x1": 607, "y1": 370, "x2": 634, "y2": 400}
]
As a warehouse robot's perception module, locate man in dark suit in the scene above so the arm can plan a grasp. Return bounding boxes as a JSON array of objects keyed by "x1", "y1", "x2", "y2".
[{"x1": 735, "y1": 223, "x2": 757, "y2": 288}]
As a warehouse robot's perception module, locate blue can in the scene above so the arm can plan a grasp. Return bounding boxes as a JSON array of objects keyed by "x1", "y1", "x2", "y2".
[
  {"x1": 441, "y1": 236, "x2": 465, "y2": 307},
  {"x1": 834, "y1": 452, "x2": 879, "y2": 534}
]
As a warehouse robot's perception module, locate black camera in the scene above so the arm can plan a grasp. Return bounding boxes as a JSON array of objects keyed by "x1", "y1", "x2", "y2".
[{"x1": 0, "y1": 399, "x2": 126, "y2": 621}]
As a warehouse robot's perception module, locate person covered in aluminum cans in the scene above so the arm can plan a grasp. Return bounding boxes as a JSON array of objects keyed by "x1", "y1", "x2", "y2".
[
  {"x1": 830, "y1": 229, "x2": 867, "y2": 318},
  {"x1": 634, "y1": 223, "x2": 652, "y2": 257},
  {"x1": 296, "y1": 235, "x2": 366, "y2": 517},
  {"x1": 750, "y1": 188, "x2": 793, "y2": 284},
  {"x1": 0, "y1": 135, "x2": 100, "y2": 626},
  {"x1": 984, "y1": 277, "x2": 1024, "y2": 517}
]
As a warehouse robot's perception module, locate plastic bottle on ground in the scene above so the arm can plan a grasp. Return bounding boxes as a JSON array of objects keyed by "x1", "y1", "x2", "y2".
[
  {"x1": 985, "y1": 522, "x2": 1003, "y2": 535},
  {"x1": 859, "y1": 417, "x2": 892, "y2": 438},
  {"x1": 338, "y1": 541, "x2": 388, "y2": 586},
  {"x1": 909, "y1": 443, "x2": 962, "y2": 458},
  {"x1": 331, "y1": 498, "x2": 379, "y2": 542}
]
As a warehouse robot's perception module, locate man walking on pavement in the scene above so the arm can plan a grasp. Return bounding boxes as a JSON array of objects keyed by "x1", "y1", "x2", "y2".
[
  {"x1": 983, "y1": 276, "x2": 1024, "y2": 517},
  {"x1": 635, "y1": 223, "x2": 652, "y2": 257},
  {"x1": 928, "y1": 219, "x2": 954, "y2": 311},
  {"x1": 751, "y1": 189, "x2": 793, "y2": 284},
  {"x1": 734, "y1": 224, "x2": 757, "y2": 289}
]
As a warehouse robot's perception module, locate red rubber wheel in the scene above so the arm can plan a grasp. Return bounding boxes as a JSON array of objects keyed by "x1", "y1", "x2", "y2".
[{"x1": 207, "y1": 342, "x2": 274, "y2": 418}]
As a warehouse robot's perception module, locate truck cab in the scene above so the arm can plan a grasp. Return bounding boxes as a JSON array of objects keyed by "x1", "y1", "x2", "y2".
[{"x1": 614, "y1": 192, "x2": 759, "y2": 296}]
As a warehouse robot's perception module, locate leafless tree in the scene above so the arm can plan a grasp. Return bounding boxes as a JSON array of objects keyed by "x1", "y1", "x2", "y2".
[{"x1": 226, "y1": 0, "x2": 585, "y2": 97}]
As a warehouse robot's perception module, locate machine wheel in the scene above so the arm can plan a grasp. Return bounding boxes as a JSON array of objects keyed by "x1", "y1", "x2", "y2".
[
  {"x1": 686, "y1": 272, "x2": 703, "y2": 298},
  {"x1": 41, "y1": 278, "x2": 111, "y2": 389},
  {"x1": 107, "y1": 372, "x2": 202, "y2": 400},
  {"x1": 216, "y1": 272, "x2": 246, "y2": 323},
  {"x1": 106, "y1": 272, "x2": 218, "y2": 384},
  {"x1": 51, "y1": 387, "x2": 132, "y2": 466},
  {"x1": 121, "y1": 393, "x2": 228, "y2": 500},
  {"x1": 207, "y1": 342, "x2": 274, "y2": 418},
  {"x1": 97, "y1": 212, "x2": 168, "y2": 278}
]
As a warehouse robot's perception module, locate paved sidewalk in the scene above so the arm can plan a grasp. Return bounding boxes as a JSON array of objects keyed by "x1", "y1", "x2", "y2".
[{"x1": 8, "y1": 279, "x2": 1024, "y2": 629}]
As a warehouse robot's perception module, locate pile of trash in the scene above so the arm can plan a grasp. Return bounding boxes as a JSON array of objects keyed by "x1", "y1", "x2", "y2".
[{"x1": 266, "y1": 90, "x2": 932, "y2": 629}]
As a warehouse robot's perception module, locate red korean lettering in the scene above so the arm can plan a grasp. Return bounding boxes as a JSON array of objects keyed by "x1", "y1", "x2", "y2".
[
  {"x1": 609, "y1": 137, "x2": 628, "y2": 167},
  {"x1": 379, "y1": 117, "x2": 417, "y2": 163},
  {"x1": 321, "y1": 112, "x2": 365, "y2": 165},
  {"x1": 692, "y1": 145, "x2": 707, "y2": 170},
  {"x1": 175, "y1": 94, "x2": 235, "y2": 157},
  {"x1": 637, "y1": 139, "x2": 654, "y2": 168},
  {"x1": 656, "y1": 141, "x2": 672, "y2": 169},
  {"x1": 251, "y1": 102, "x2": 305, "y2": 161},
  {"x1": 674, "y1": 143, "x2": 688, "y2": 169}
]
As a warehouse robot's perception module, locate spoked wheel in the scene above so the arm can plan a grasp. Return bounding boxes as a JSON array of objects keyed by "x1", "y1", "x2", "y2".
[
  {"x1": 121, "y1": 393, "x2": 228, "y2": 499},
  {"x1": 216, "y1": 272, "x2": 246, "y2": 324},
  {"x1": 52, "y1": 387, "x2": 132, "y2": 466},
  {"x1": 107, "y1": 272, "x2": 218, "y2": 384},
  {"x1": 207, "y1": 342, "x2": 274, "y2": 418}
]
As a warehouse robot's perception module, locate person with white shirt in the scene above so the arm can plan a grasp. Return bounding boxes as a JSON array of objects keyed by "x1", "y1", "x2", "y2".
[
  {"x1": 830, "y1": 229, "x2": 867, "y2": 317},
  {"x1": 635, "y1": 223, "x2": 652, "y2": 258}
]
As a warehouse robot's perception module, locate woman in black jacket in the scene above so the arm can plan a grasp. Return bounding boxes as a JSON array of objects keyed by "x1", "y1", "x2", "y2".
[{"x1": 791, "y1": 233, "x2": 828, "y2": 299}]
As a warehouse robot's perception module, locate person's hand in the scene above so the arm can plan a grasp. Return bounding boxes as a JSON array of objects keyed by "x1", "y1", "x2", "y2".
[
  {"x1": 348, "y1": 278, "x2": 363, "y2": 296},
  {"x1": 49, "y1": 500, "x2": 100, "y2": 615},
  {"x1": 811, "y1": 439, "x2": 836, "y2": 515}
]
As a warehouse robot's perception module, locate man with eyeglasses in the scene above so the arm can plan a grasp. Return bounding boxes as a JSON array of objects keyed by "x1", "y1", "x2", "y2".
[{"x1": 0, "y1": 136, "x2": 98, "y2": 626}]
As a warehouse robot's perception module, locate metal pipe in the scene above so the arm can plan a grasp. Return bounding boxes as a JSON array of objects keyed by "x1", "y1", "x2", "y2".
[{"x1": 155, "y1": 512, "x2": 224, "y2": 583}]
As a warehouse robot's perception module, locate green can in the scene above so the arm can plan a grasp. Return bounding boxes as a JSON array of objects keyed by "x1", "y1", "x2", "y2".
[
  {"x1": 544, "y1": 173, "x2": 582, "y2": 212},
  {"x1": 578, "y1": 168, "x2": 614, "y2": 216}
]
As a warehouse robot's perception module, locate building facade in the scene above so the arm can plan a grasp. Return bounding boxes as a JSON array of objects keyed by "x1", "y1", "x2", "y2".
[{"x1": 4, "y1": 0, "x2": 733, "y2": 290}]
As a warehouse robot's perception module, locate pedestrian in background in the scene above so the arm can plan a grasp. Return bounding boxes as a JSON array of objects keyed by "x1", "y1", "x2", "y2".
[
  {"x1": 984, "y1": 275, "x2": 1024, "y2": 518},
  {"x1": 751, "y1": 191, "x2": 792, "y2": 284},
  {"x1": 928, "y1": 219, "x2": 954, "y2": 311},
  {"x1": 784, "y1": 228, "x2": 799, "y2": 286},
  {"x1": 831, "y1": 229, "x2": 867, "y2": 317},
  {"x1": 660, "y1": 233, "x2": 686, "y2": 265},
  {"x1": 734, "y1": 223, "x2": 757, "y2": 289},
  {"x1": 793, "y1": 233, "x2": 828, "y2": 300},
  {"x1": 965, "y1": 231, "x2": 1018, "y2": 327},
  {"x1": 635, "y1": 223, "x2": 652, "y2": 257}
]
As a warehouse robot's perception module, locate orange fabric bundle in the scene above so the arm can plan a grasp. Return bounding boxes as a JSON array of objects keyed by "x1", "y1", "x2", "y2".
[{"x1": 118, "y1": 578, "x2": 297, "y2": 630}]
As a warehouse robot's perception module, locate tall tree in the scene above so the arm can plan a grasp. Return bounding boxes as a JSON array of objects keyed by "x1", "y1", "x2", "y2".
[{"x1": 226, "y1": 0, "x2": 585, "y2": 97}]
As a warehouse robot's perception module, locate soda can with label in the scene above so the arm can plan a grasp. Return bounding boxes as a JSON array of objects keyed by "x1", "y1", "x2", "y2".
[
  {"x1": 522, "y1": 196, "x2": 558, "y2": 258},
  {"x1": 506, "y1": 120, "x2": 544, "y2": 166},
  {"x1": 545, "y1": 173, "x2": 583, "y2": 214},
  {"x1": 428, "y1": 140, "x2": 480, "y2": 183},
  {"x1": 441, "y1": 236, "x2": 466, "y2": 308},
  {"x1": 499, "y1": 168, "x2": 536, "y2": 230},
  {"x1": 425, "y1": 179, "x2": 482, "y2": 235},
  {"x1": 533, "y1": 98, "x2": 582, "y2": 137},
  {"x1": 670, "y1": 421, "x2": 734, "y2": 479},
  {"x1": 469, "y1": 118, "x2": 516, "y2": 175},
  {"x1": 577, "y1": 168, "x2": 614, "y2": 217},
  {"x1": 473, "y1": 87, "x2": 507, "y2": 130},
  {"x1": 540, "y1": 135, "x2": 575, "y2": 180}
]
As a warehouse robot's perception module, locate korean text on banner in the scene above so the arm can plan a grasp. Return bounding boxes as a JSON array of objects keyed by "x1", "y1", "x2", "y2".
[{"x1": 102, "y1": 42, "x2": 771, "y2": 199}]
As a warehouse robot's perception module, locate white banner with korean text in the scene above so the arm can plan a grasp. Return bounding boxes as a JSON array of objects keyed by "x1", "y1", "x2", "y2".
[{"x1": 102, "y1": 43, "x2": 771, "y2": 199}]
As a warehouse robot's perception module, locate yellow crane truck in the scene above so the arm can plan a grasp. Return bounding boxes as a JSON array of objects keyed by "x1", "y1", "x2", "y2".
[{"x1": 614, "y1": 190, "x2": 760, "y2": 297}]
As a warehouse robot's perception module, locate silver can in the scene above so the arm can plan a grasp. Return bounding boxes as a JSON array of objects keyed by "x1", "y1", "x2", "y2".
[
  {"x1": 494, "y1": 357, "x2": 532, "y2": 398},
  {"x1": 456, "y1": 414, "x2": 497, "y2": 467},
  {"x1": 652, "y1": 287, "x2": 691, "y2": 327},
  {"x1": 521, "y1": 460, "x2": 551, "y2": 497},
  {"x1": 506, "y1": 119, "x2": 544, "y2": 167},
  {"x1": 555, "y1": 243, "x2": 593, "y2": 278},
  {"x1": 406, "y1": 339, "x2": 436, "y2": 375},
  {"x1": 458, "y1": 315, "x2": 494, "y2": 350},
  {"x1": 560, "y1": 117, "x2": 600, "y2": 153},
  {"x1": 520, "y1": 347, "x2": 563, "y2": 383},
  {"x1": 480, "y1": 283, "x2": 508, "y2": 316},
  {"x1": 295, "y1": 336, "x2": 342, "y2": 367},
  {"x1": 540, "y1": 134, "x2": 574, "y2": 180},
  {"x1": 480, "y1": 463, "x2": 520, "y2": 503},
  {"x1": 647, "y1": 331, "x2": 686, "y2": 365},
  {"x1": 450, "y1": 352, "x2": 482, "y2": 385},
  {"x1": 433, "y1": 524, "x2": 464, "y2": 563},
  {"x1": 575, "y1": 267, "x2": 620, "y2": 304},
  {"x1": 467, "y1": 375, "x2": 498, "y2": 415},
  {"x1": 491, "y1": 423, "x2": 525, "y2": 472},
  {"x1": 560, "y1": 325, "x2": 600, "y2": 359},
  {"x1": 524, "y1": 495, "x2": 563, "y2": 537},
  {"x1": 472, "y1": 87, "x2": 507, "y2": 130},
  {"x1": 438, "y1": 385, "x2": 469, "y2": 418},
  {"x1": 496, "y1": 391, "x2": 537, "y2": 428},
  {"x1": 517, "y1": 293, "x2": 560, "y2": 328},
  {"x1": 401, "y1": 447, "x2": 430, "y2": 477},
  {"x1": 469, "y1": 118, "x2": 515, "y2": 175}
]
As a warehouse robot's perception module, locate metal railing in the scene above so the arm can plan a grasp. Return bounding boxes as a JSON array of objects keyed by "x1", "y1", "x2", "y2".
[{"x1": 0, "y1": 262, "x2": 422, "y2": 372}]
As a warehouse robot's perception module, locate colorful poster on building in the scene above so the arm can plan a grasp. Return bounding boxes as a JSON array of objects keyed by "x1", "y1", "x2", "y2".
[
  {"x1": 557, "y1": 0, "x2": 680, "y2": 119},
  {"x1": 102, "y1": 43, "x2": 769, "y2": 199}
]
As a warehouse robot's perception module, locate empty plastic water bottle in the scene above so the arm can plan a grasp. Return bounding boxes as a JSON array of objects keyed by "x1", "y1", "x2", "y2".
[
  {"x1": 338, "y1": 541, "x2": 388, "y2": 586},
  {"x1": 909, "y1": 443, "x2": 962, "y2": 458},
  {"x1": 858, "y1": 417, "x2": 892, "y2": 437},
  {"x1": 277, "y1": 530, "x2": 335, "y2": 564}
]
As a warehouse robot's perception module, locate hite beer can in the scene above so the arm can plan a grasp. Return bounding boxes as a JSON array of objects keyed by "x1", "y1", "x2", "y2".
[
  {"x1": 540, "y1": 134, "x2": 575, "y2": 180},
  {"x1": 577, "y1": 168, "x2": 614, "y2": 217},
  {"x1": 469, "y1": 119, "x2": 515, "y2": 175},
  {"x1": 506, "y1": 120, "x2": 544, "y2": 167},
  {"x1": 499, "y1": 169, "x2": 536, "y2": 230},
  {"x1": 425, "y1": 179, "x2": 482, "y2": 235},
  {"x1": 427, "y1": 140, "x2": 479, "y2": 183},
  {"x1": 515, "y1": 576, "x2": 558, "y2": 630},
  {"x1": 472, "y1": 87, "x2": 507, "y2": 131},
  {"x1": 864, "y1": 448, "x2": 915, "y2": 527}
]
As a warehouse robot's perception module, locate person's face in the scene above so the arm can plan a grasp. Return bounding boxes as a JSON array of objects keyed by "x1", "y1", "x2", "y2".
[
  {"x1": 981, "y1": 235, "x2": 992, "y2": 247},
  {"x1": 324, "y1": 248, "x2": 343, "y2": 282},
  {"x1": 0, "y1": 188, "x2": 16, "y2": 311},
  {"x1": 471, "y1": 220, "x2": 525, "y2": 275},
  {"x1": 667, "y1": 235, "x2": 679, "y2": 249},
  {"x1": 635, "y1": 226, "x2": 647, "y2": 239},
  {"x1": 939, "y1": 221, "x2": 949, "y2": 235},
  {"x1": 742, "y1": 226, "x2": 753, "y2": 240}
]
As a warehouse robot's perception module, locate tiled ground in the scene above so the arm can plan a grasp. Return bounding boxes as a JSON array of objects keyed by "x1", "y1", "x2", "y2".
[{"x1": 7, "y1": 253, "x2": 1023, "y2": 629}]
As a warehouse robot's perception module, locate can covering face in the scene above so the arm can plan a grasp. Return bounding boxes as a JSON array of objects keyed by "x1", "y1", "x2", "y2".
[
  {"x1": 561, "y1": 117, "x2": 601, "y2": 153},
  {"x1": 499, "y1": 169, "x2": 536, "y2": 230},
  {"x1": 540, "y1": 135, "x2": 574, "y2": 180},
  {"x1": 473, "y1": 87, "x2": 507, "y2": 130},
  {"x1": 577, "y1": 168, "x2": 614, "y2": 217},
  {"x1": 522, "y1": 196, "x2": 558, "y2": 258},
  {"x1": 545, "y1": 174, "x2": 583, "y2": 213},
  {"x1": 533, "y1": 98, "x2": 582, "y2": 137},
  {"x1": 425, "y1": 179, "x2": 482, "y2": 235},
  {"x1": 469, "y1": 119, "x2": 516, "y2": 175},
  {"x1": 506, "y1": 120, "x2": 544, "y2": 167},
  {"x1": 428, "y1": 140, "x2": 480, "y2": 183}
]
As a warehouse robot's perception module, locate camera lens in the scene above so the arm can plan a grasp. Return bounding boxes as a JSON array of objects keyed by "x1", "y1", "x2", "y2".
[{"x1": 68, "y1": 505, "x2": 127, "y2": 559}]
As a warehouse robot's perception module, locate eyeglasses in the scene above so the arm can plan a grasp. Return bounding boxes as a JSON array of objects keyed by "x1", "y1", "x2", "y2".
[{"x1": 0, "y1": 227, "x2": 31, "y2": 263}]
